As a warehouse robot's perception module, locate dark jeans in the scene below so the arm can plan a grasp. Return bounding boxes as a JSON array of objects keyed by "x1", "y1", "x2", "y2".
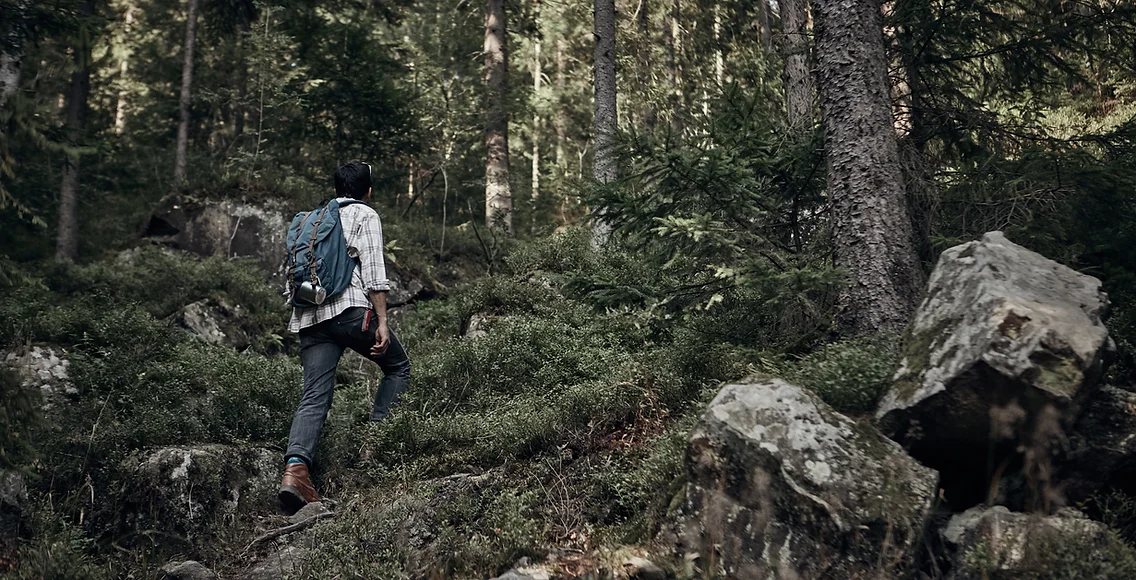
[{"x1": 285, "y1": 306, "x2": 411, "y2": 465}]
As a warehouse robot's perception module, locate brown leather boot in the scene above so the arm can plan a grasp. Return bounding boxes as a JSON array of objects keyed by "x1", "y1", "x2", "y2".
[{"x1": 279, "y1": 462, "x2": 320, "y2": 513}]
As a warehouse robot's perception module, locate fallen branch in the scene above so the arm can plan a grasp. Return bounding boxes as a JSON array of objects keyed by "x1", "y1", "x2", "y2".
[{"x1": 243, "y1": 510, "x2": 336, "y2": 554}]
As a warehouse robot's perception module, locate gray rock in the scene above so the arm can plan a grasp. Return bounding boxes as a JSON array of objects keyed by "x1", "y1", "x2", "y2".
[
  {"x1": 143, "y1": 194, "x2": 290, "y2": 278},
  {"x1": 120, "y1": 445, "x2": 278, "y2": 539},
  {"x1": 179, "y1": 298, "x2": 250, "y2": 350},
  {"x1": 940, "y1": 505, "x2": 1135, "y2": 579},
  {"x1": 160, "y1": 560, "x2": 217, "y2": 580},
  {"x1": 678, "y1": 378, "x2": 938, "y2": 578},
  {"x1": 463, "y1": 313, "x2": 493, "y2": 340},
  {"x1": 621, "y1": 555, "x2": 666, "y2": 580},
  {"x1": 1059, "y1": 385, "x2": 1136, "y2": 502},
  {"x1": 388, "y1": 268, "x2": 426, "y2": 307},
  {"x1": 4, "y1": 345, "x2": 76, "y2": 401},
  {"x1": 0, "y1": 470, "x2": 27, "y2": 515},
  {"x1": 245, "y1": 545, "x2": 308, "y2": 579},
  {"x1": 877, "y1": 232, "x2": 1112, "y2": 504},
  {"x1": 490, "y1": 559, "x2": 551, "y2": 580}
]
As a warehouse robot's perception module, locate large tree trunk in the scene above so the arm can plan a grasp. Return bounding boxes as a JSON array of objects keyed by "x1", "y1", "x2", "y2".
[
  {"x1": 813, "y1": 0, "x2": 920, "y2": 336},
  {"x1": 174, "y1": 0, "x2": 200, "y2": 183},
  {"x1": 593, "y1": 0, "x2": 618, "y2": 184},
  {"x1": 56, "y1": 0, "x2": 96, "y2": 261},
  {"x1": 484, "y1": 0, "x2": 512, "y2": 232},
  {"x1": 780, "y1": 0, "x2": 814, "y2": 131}
]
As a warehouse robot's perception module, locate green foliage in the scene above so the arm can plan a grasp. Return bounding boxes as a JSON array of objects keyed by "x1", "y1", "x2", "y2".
[
  {"x1": 960, "y1": 526, "x2": 1136, "y2": 580},
  {"x1": 0, "y1": 369, "x2": 43, "y2": 471},
  {"x1": 786, "y1": 336, "x2": 900, "y2": 414}
]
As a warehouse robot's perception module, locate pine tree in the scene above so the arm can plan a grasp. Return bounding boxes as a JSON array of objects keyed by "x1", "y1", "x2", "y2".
[
  {"x1": 813, "y1": 0, "x2": 920, "y2": 336},
  {"x1": 174, "y1": 0, "x2": 200, "y2": 182}
]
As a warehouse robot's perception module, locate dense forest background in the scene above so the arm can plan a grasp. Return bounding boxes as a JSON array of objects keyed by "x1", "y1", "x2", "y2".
[{"x1": 4, "y1": 0, "x2": 1136, "y2": 577}]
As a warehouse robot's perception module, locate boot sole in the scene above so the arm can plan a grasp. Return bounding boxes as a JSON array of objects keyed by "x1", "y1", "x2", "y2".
[{"x1": 278, "y1": 486, "x2": 308, "y2": 514}]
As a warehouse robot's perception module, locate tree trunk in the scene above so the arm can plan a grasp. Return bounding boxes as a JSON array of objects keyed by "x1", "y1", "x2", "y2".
[
  {"x1": 713, "y1": 5, "x2": 724, "y2": 87},
  {"x1": 532, "y1": 38, "x2": 541, "y2": 205},
  {"x1": 592, "y1": 0, "x2": 618, "y2": 242},
  {"x1": 484, "y1": 0, "x2": 512, "y2": 232},
  {"x1": 637, "y1": 0, "x2": 656, "y2": 130},
  {"x1": 757, "y1": 0, "x2": 773, "y2": 51},
  {"x1": 780, "y1": 0, "x2": 814, "y2": 131},
  {"x1": 665, "y1": 0, "x2": 684, "y2": 133},
  {"x1": 174, "y1": 0, "x2": 200, "y2": 183},
  {"x1": 593, "y1": 0, "x2": 618, "y2": 184},
  {"x1": 813, "y1": 0, "x2": 921, "y2": 336},
  {"x1": 0, "y1": 1, "x2": 28, "y2": 103},
  {"x1": 56, "y1": 0, "x2": 96, "y2": 261},
  {"x1": 114, "y1": 2, "x2": 134, "y2": 135},
  {"x1": 555, "y1": 37, "x2": 567, "y2": 173}
]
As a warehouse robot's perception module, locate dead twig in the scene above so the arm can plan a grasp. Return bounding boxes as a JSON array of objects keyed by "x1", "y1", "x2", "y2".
[{"x1": 243, "y1": 511, "x2": 336, "y2": 554}]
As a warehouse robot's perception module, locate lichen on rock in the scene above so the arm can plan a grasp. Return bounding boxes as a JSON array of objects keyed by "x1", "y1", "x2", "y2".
[{"x1": 675, "y1": 378, "x2": 938, "y2": 578}]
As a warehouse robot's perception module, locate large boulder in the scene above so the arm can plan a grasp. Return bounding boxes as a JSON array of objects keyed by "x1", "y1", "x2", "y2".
[
  {"x1": 940, "y1": 505, "x2": 1136, "y2": 579},
  {"x1": 179, "y1": 298, "x2": 251, "y2": 350},
  {"x1": 676, "y1": 378, "x2": 938, "y2": 578},
  {"x1": 117, "y1": 445, "x2": 278, "y2": 541},
  {"x1": 877, "y1": 232, "x2": 1112, "y2": 506},
  {"x1": 143, "y1": 194, "x2": 290, "y2": 277}
]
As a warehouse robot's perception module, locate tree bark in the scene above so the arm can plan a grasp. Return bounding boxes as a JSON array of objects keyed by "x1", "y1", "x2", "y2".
[
  {"x1": 56, "y1": 0, "x2": 96, "y2": 261},
  {"x1": 113, "y1": 2, "x2": 134, "y2": 134},
  {"x1": 532, "y1": 37, "x2": 541, "y2": 204},
  {"x1": 637, "y1": 0, "x2": 656, "y2": 130},
  {"x1": 484, "y1": 0, "x2": 512, "y2": 232},
  {"x1": 780, "y1": 0, "x2": 814, "y2": 131},
  {"x1": 665, "y1": 0, "x2": 684, "y2": 133},
  {"x1": 757, "y1": 0, "x2": 773, "y2": 51},
  {"x1": 813, "y1": 0, "x2": 921, "y2": 336},
  {"x1": 0, "y1": 1, "x2": 28, "y2": 103},
  {"x1": 174, "y1": 0, "x2": 200, "y2": 183},
  {"x1": 555, "y1": 37, "x2": 567, "y2": 173},
  {"x1": 593, "y1": 0, "x2": 617, "y2": 184},
  {"x1": 592, "y1": 0, "x2": 618, "y2": 242}
]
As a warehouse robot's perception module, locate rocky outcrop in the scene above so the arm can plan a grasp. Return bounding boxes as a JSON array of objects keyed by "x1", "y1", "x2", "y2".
[
  {"x1": 179, "y1": 298, "x2": 251, "y2": 350},
  {"x1": 143, "y1": 194, "x2": 290, "y2": 277},
  {"x1": 940, "y1": 505, "x2": 1136, "y2": 579},
  {"x1": 677, "y1": 378, "x2": 938, "y2": 578},
  {"x1": 877, "y1": 231, "x2": 1112, "y2": 506},
  {"x1": 118, "y1": 445, "x2": 277, "y2": 540}
]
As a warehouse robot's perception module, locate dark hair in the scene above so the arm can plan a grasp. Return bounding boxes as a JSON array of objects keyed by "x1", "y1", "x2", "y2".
[{"x1": 334, "y1": 161, "x2": 372, "y2": 199}]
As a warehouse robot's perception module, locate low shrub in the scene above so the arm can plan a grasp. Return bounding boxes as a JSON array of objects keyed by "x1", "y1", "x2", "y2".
[{"x1": 787, "y1": 336, "x2": 899, "y2": 414}]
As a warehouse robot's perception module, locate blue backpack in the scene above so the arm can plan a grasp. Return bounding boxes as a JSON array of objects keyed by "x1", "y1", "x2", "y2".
[{"x1": 285, "y1": 199, "x2": 365, "y2": 307}]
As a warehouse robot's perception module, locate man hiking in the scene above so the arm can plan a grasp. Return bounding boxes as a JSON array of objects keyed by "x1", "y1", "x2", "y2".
[{"x1": 278, "y1": 161, "x2": 411, "y2": 512}]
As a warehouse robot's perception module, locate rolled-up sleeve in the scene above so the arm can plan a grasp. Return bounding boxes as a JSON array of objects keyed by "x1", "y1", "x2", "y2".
[{"x1": 346, "y1": 210, "x2": 391, "y2": 293}]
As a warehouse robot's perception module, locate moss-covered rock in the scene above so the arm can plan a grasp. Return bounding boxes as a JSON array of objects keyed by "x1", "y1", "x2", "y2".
[
  {"x1": 877, "y1": 232, "x2": 1112, "y2": 506},
  {"x1": 675, "y1": 378, "x2": 938, "y2": 578},
  {"x1": 942, "y1": 505, "x2": 1136, "y2": 579}
]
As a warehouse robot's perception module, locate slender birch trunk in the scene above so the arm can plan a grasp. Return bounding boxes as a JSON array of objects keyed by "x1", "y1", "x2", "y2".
[
  {"x1": 484, "y1": 0, "x2": 512, "y2": 232},
  {"x1": 532, "y1": 38, "x2": 541, "y2": 204}
]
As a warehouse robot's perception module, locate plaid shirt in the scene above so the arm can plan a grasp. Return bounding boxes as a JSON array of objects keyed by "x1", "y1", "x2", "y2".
[{"x1": 287, "y1": 198, "x2": 391, "y2": 333}]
